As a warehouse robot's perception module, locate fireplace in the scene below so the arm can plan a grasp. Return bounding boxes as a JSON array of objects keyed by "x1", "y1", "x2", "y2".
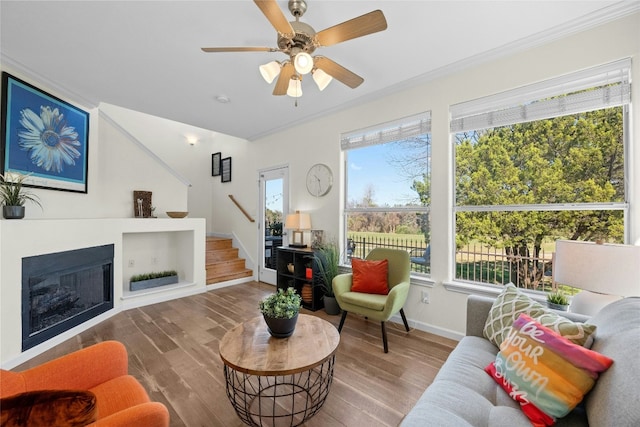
[{"x1": 22, "y1": 244, "x2": 114, "y2": 351}]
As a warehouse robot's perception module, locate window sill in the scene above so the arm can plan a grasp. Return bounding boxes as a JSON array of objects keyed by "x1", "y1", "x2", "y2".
[{"x1": 443, "y1": 280, "x2": 547, "y2": 304}]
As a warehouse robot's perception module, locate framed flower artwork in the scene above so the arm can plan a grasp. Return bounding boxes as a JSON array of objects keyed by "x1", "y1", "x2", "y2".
[{"x1": 1, "y1": 72, "x2": 90, "y2": 193}]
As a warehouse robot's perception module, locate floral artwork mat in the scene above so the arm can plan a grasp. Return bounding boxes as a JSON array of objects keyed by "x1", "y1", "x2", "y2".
[{"x1": 1, "y1": 72, "x2": 89, "y2": 193}]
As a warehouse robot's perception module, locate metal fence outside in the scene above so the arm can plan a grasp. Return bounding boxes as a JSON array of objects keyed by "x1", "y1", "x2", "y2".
[{"x1": 346, "y1": 234, "x2": 555, "y2": 291}]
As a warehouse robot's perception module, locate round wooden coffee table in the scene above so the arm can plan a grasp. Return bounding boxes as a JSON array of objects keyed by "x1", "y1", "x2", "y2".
[{"x1": 219, "y1": 314, "x2": 340, "y2": 427}]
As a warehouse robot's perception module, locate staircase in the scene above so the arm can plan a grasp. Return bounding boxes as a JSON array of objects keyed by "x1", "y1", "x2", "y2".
[{"x1": 206, "y1": 237, "x2": 253, "y2": 284}]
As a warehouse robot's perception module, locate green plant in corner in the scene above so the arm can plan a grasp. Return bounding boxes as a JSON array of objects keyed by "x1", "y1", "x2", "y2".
[
  {"x1": 313, "y1": 241, "x2": 340, "y2": 297},
  {"x1": 259, "y1": 287, "x2": 301, "y2": 319},
  {"x1": 0, "y1": 173, "x2": 42, "y2": 208},
  {"x1": 547, "y1": 290, "x2": 569, "y2": 306}
]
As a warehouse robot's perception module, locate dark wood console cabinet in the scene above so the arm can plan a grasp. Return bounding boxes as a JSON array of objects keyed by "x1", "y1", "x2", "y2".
[{"x1": 276, "y1": 246, "x2": 324, "y2": 311}]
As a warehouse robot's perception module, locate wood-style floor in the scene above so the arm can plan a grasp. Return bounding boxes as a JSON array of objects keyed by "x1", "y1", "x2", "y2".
[{"x1": 16, "y1": 282, "x2": 457, "y2": 427}]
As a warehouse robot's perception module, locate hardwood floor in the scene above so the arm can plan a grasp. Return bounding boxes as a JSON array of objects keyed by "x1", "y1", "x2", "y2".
[{"x1": 16, "y1": 282, "x2": 457, "y2": 427}]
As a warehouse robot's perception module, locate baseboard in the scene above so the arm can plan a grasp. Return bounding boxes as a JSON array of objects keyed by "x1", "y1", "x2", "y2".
[
  {"x1": 389, "y1": 313, "x2": 464, "y2": 342},
  {"x1": 206, "y1": 276, "x2": 254, "y2": 291}
]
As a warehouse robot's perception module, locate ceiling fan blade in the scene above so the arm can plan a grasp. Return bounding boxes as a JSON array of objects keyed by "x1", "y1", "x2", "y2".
[
  {"x1": 201, "y1": 47, "x2": 277, "y2": 53},
  {"x1": 315, "y1": 10, "x2": 387, "y2": 47},
  {"x1": 273, "y1": 62, "x2": 295, "y2": 96},
  {"x1": 314, "y1": 56, "x2": 364, "y2": 89},
  {"x1": 254, "y1": 0, "x2": 295, "y2": 38}
]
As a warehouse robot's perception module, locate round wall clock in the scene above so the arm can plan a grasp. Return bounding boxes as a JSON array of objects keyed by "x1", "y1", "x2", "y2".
[{"x1": 306, "y1": 163, "x2": 333, "y2": 197}]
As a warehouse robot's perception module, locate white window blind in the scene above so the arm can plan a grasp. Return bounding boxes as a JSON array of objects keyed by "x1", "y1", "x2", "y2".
[
  {"x1": 341, "y1": 112, "x2": 431, "y2": 150},
  {"x1": 450, "y1": 58, "x2": 631, "y2": 133}
]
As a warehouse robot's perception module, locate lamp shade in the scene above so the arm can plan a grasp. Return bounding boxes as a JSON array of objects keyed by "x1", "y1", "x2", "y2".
[
  {"x1": 259, "y1": 61, "x2": 281, "y2": 84},
  {"x1": 293, "y1": 52, "x2": 313, "y2": 75},
  {"x1": 286, "y1": 77, "x2": 303, "y2": 98},
  {"x1": 284, "y1": 210, "x2": 311, "y2": 230},
  {"x1": 554, "y1": 240, "x2": 640, "y2": 297},
  {"x1": 312, "y1": 68, "x2": 333, "y2": 91}
]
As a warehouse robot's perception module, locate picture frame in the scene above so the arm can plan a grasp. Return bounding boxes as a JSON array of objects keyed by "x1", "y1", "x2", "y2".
[
  {"x1": 311, "y1": 230, "x2": 324, "y2": 249},
  {"x1": 221, "y1": 156, "x2": 232, "y2": 183},
  {"x1": 1, "y1": 72, "x2": 90, "y2": 193},
  {"x1": 211, "y1": 152, "x2": 221, "y2": 176}
]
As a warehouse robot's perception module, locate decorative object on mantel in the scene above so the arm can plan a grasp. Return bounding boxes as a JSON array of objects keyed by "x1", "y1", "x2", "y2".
[
  {"x1": 221, "y1": 157, "x2": 232, "y2": 183},
  {"x1": 1, "y1": 72, "x2": 90, "y2": 193},
  {"x1": 212, "y1": 152, "x2": 221, "y2": 176},
  {"x1": 166, "y1": 211, "x2": 188, "y2": 218},
  {"x1": 133, "y1": 190, "x2": 152, "y2": 218},
  {"x1": 0, "y1": 172, "x2": 42, "y2": 219},
  {"x1": 259, "y1": 287, "x2": 301, "y2": 338},
  {"x1": 130, "y1": 270, "x2": 178, "y2": 291}
]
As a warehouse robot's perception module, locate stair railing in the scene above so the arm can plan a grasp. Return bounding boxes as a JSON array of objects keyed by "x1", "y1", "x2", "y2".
[{"x1": 228, "y1": 195, "x2": 255, "y2": 223}]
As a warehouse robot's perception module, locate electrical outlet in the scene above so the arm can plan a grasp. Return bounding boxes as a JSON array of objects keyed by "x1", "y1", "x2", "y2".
[
  {"x1": 421, "y1": 290, "x2": 430, "y2": 304},
  {"x1": 151, "y1": 257, "x2": 158, "y2": 264},
  {"x1": 128, "y1": 259, "x2": 135, "y2": 268}
]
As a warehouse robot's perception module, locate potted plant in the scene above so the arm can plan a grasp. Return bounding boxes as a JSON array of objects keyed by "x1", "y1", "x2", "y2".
[
  {"x1": 259, "y1": 287, "x2": 301, "y2": 338},
  {"x1": 0, "y1": 173, "x2": 42, "y2": 219},
  {"x1": 314, "y1": 242, "x2": 341, "y2": 315},
  {"x1": 547, "y1": 290, "x2": 570, "y2": 311}
]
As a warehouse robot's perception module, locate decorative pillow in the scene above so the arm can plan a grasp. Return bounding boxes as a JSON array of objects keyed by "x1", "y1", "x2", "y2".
[
  {"x1": 485, "y1": 314, "x2": 613, "y2": 426},
  {"x1": 0, "y1": 389, "x2": 97, "y2": 427},
  {"x1": 351, "y1": 258, "x2": 389, "y2": 295},
  {"x1": 483, "y1": 283, "x2": 596, "y2": 348}
]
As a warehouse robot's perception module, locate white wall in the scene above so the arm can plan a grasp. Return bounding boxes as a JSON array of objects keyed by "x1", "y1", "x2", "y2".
[{"x1": 210, "y1": 12, "x2": 640, "y2": 338}]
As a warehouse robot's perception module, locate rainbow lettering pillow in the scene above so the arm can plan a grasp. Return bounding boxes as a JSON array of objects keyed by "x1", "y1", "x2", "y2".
[{"x1": 485, "y1": 313, "x2": 613, "y2": 426}]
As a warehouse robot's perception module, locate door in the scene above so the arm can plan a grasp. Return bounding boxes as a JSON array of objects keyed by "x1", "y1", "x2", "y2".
[{"x1": 258, "y1": 166, "x2": 289, "y2": 285}]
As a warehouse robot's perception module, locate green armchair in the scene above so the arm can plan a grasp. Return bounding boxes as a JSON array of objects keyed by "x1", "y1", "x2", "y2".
[{"x1": 333, "y1": 248, "x2": 411, "y2": 353}]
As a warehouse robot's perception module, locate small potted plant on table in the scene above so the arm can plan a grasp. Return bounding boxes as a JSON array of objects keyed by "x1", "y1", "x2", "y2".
[
  {"x1": 0, "y1": 173, "x2": 42, "y2": 219},
  {"x1": 259, "y1": 287, "x2": 301, "y2": 338},
  {"x1": 547, "y1": 290, "x2": 570, "y2": 311}
]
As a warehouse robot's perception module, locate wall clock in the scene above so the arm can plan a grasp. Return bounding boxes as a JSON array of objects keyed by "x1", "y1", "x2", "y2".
[{"x1": 306, "y1": 163, "x2": 333, "y2": 197}]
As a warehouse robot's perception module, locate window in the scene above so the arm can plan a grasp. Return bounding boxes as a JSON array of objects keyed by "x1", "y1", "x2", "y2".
[
  {"x1": 451, "y1": 59, "x2": 631, "y2": 291},
  {"x1": 342, "y1": 112, "x2": 432, "y2": 274}
]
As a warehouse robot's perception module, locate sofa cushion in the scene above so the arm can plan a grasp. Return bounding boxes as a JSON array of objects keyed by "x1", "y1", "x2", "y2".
[
  {"x1": 486, "y1": 314, "x2": 613, "y2": 426},
  {"x1": 351, "y1": 258, "x2": 389, "y2": 295},
  {"x1": 0, "y1": 389, "x2": 97, "y2": 427},
  {"x1": 585, "y1": 297, "x2": 640, "y2": 427},
  {"x1": 89, "y1": 375, "x2": 151, "y2": 419},
  {"x1": 483, "y1": 284, "x2": 596, "y2": 348}
]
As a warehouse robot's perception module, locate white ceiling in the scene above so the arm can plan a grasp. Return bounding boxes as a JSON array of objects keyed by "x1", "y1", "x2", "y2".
[{"x1": 1, "y1": 1, "x2": 635, "y2": 141}]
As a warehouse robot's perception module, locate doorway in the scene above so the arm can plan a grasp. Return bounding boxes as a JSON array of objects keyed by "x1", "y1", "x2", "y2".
[{"x1": 258, "y1": 166, "x2": 289, "y2": 285}]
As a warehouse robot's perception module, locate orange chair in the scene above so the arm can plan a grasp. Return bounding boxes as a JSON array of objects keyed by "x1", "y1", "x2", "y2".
[{"x1": 1, "y1": 340, "x2": 169, "y2": 426}]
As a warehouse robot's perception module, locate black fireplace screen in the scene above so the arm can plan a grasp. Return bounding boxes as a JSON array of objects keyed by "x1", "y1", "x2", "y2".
[{"x1": 22, "y1": 244, "x2": 114, "y2": 351}]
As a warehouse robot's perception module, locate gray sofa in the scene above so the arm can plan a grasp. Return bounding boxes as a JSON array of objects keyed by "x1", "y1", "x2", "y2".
[{"x1": 401, "y1": 295, "x2": 640, "y2": 426}]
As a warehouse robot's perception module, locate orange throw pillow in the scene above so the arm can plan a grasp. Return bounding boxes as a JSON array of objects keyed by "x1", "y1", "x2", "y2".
[{"x1": 351, "y1": 258, "x2": 389, "y2": 295}]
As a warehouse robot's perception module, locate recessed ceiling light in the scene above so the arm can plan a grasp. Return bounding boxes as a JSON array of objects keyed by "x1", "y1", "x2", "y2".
[{"x1": 215, "y1": 95, "x2": 231, "y2": 104}]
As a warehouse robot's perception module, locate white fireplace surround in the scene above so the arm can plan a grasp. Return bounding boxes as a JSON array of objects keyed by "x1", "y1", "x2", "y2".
[{"x1": 0, "y1": 218, "x2": 206, "y2": 368}]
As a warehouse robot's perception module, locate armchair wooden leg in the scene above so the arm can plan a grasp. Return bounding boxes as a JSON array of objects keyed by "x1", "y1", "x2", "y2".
[
  {"x1": 338, "y1": 311, "x2": 348, "y2": 333},
  {"x1": 400, "y1": 308, "x2": 410, "y2": 332},
  {"x1": 381, "y1": 322, "x2": 389, "y2": 353}
]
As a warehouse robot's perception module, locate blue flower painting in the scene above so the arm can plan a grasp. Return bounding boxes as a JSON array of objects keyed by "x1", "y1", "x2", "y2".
[{"x1": 1, "y1": 72, "x2": 89, "y2": 193}]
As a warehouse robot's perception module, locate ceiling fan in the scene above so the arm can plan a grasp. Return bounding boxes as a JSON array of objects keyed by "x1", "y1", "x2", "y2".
[{"x1": 201, "y1": 0, "x2": 387, "y2": 97}]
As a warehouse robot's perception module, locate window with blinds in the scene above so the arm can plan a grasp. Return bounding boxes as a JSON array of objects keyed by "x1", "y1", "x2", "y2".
[
  {"x1": 341, "y1": 112, "x2": 432, "y2": 275},
  {"x1": 450, "y1": 59, "x2": 631, "y2": 290}
]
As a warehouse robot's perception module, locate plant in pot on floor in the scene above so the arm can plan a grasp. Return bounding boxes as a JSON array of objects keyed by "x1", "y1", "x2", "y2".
[
  {"x1": 314, "y1": 241, "x2": 341, "y2": 315},
  {"x1": 547, "y1": 290, "x2": 570, "y2": 311},
  {"x1": 259, "y1": 287, "x2": 301, "y2": 338},
  {"x1": 0, "y1": 173, "x2": 42, "y2": 219}
]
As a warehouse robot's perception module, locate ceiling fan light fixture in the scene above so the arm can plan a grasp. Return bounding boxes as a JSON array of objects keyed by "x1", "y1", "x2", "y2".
[
  {"x1": 312, "y1": 68, "x2": 332, "y2": 91},
  {"x1": 293, "y1": 52, "x2": 313, "y2": 75},
  {"x1": 287, "y1": 76, "x2": 303, "y2": 98},
  {"x1": 259, "y1": 60, "x2": 281, "y2": 84}
]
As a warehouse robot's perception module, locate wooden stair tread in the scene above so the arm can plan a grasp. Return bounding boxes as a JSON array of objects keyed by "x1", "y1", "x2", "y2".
[{"x1": 206, "y1": 237, "x2": 252, "y2": 285}]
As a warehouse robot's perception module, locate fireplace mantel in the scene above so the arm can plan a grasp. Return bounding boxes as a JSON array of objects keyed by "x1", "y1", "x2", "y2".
[{"x1": 0, "y1": 218, "x2": 206, "y2": 368}]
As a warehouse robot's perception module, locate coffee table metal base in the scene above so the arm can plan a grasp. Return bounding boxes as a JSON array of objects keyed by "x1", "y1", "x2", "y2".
[{"x1": 223, "y1": 355, "x2": 335, "y2": 427}]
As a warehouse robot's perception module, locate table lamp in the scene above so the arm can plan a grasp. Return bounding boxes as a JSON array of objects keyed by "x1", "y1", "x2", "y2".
[
  {"x1": 285, "y1": 210, "x2": 311, "y2": 248},
  {"x1": 553, "y1": 240, "x2": 640, "y2": 316}
]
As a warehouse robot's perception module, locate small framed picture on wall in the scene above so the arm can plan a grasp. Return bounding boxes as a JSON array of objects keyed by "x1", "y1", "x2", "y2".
[
  {"x1": 221, "y1": 157, "x2": 232, "y2": 183},
  {"x1": 212, "y1": 152, "x2": 221, "y2": 176}
]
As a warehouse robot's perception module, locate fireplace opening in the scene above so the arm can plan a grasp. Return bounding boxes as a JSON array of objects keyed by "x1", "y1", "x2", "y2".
[{"x1": 22, "y1": 244, "x2": 114, "y2": 351}]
